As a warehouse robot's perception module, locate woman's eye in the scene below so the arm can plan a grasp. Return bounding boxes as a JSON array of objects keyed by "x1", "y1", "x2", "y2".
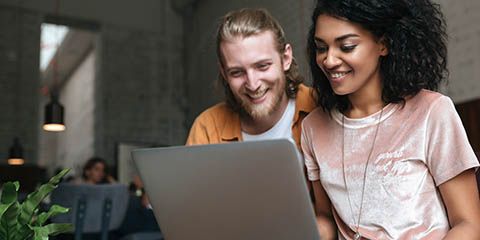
[
  {"x1": 315, "y1": 45, "x2": 328, "y2": 54},
  {"x1": 340, "y1": 44, "x2": 357, "y2": 52}
]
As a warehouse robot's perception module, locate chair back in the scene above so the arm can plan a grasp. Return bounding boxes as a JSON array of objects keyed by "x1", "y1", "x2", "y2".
[{"x1": 50, "y1": 183, "x2": 129, "y2": 234}]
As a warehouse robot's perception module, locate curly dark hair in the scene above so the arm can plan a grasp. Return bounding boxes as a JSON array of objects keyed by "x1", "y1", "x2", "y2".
[
  {"x1": 216, "y1": 8, "x2": 303, "y2": 112},
  {"x1": 307, "y1": 0, "x2": 448, "y2": 113},
  {"x1": 82, "y1": 156, "x2": 108, "y2": 182}
]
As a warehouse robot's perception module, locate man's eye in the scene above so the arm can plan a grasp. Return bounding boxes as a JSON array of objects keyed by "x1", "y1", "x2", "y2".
[
  {"x1": 229, "y1": 71, "x2": 243, "y2": 77},
  {"x1": 340, "y1": 44, "x2": 357, "y2": 52},
  {"x1": 257, "y1": 63, "x2": 270, "y2": 71}
]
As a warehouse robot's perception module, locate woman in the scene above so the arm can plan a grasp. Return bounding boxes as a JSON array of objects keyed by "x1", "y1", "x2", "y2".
[
  {"x1": 302, "y1": 0, "x2": 480, "y2": 239},
  {"x1": 82, "y1": 157, "x2": 115, "y2": 184}
]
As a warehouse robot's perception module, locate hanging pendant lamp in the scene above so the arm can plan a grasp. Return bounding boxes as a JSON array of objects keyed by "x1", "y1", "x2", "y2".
[
  {"x1": 43, "y1": 93, "x2": 66, "y2": 131},
  {"x1": 42, "y1": 0, "x2": 66, "y2": 132},
  {"x1": 8, "y1": 137, "x2": 24, "y2": 165}
]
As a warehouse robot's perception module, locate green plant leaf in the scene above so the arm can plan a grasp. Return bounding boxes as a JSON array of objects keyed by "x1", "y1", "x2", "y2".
[
  {"x1": 0, "y1": 181, "x2": 20, "y2": 239},
  {"x1": 32, "y1": 227, "x2": 48, "y2": 240},
  {"x1": 34, "y1": 205, "x2": 69, "y2": 227},
  {"x1": 0, "y1": 203, "x2": 14, "y2": 221},
  {"x1": 0, "y1": 169, "x2": 71, "y2": 240},
  {"x1": 31, "y1": 223, "x2": 73, "y2": 240},
  {"x1": 0, "y1": 202, "x2": 22, "y2": 240},
  {"x1": 0, "y1": 202, "x2": 15, "y2": 239},
  {"x1": 18, "y1": 169, "x2": 70, "y2": 227},
  {"x1": 0, "y1": 182, "x2": 19, "y2": 205}
]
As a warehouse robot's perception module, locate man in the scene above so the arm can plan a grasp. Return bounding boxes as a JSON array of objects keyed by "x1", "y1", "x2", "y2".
[{"x1": 186, "y1": 8, "x2": 316, "y2": 149}]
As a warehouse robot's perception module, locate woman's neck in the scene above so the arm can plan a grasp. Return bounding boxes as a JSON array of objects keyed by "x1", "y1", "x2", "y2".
[{"x1": 346, "y1": 84, "x2": 384, "y2": 118}]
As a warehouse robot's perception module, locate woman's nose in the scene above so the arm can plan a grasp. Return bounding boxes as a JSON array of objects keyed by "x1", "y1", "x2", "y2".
[{"x1": 322, "y1": 50, "x2": 342, "y2": 69}]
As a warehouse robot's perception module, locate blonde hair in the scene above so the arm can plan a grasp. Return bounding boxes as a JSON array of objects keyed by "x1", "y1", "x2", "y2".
[{"x1": 216, "y1": 8, "x2": 303, "y2": 111}]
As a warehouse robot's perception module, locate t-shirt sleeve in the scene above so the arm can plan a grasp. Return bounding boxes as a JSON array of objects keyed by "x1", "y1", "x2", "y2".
[
  {"x1": 425, "y1": 96, "x2": 479, "y2": 186},
  {"x1": 301, "y1": 119, "x2": 320, "y2": 181}
]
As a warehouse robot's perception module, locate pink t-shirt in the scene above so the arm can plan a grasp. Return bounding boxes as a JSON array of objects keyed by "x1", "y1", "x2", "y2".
[{"x1": 301, "y1": 90, "x2": 479, "y2": 240}]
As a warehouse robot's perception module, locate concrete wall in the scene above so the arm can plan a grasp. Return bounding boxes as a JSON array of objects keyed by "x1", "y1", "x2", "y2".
[
  {"x1": 96, "y1": 8, "x2": 187, "y2": 167},
  {"x1": 436, "y1": 0, "x2": 480, "y2": 103},
  {"x1": 0, "y1": 7, "x2": 41, "y2": 164},
  {"x1": 56, "y1": 50, "x2": 95, "y2": 174},
  {"x1": 0, "y1": 0, "x2": 166, "y2": 33},
  {"x1": 1, "y1": 1, "x2": 187, "y2": 174}
]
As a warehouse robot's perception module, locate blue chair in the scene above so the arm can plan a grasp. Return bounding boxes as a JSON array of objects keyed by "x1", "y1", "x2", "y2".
[
  {"x1": 50, "y1": 183, "x2": 162, "y2": 240},
  {"x1": 119, "y1": 231, "x2": 163, "y2": 240},
  {"x1": 51, "y1": 183, "x2": 129, "y2": 240}
]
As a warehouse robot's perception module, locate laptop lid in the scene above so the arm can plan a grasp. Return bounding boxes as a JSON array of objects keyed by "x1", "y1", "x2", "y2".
[{"x1": 132, "y1": 139, "x2": 320, "y2": 240}]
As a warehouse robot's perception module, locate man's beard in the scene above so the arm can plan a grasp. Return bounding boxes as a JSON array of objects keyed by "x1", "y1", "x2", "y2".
[
  {"x1": 242, "y1": 90, "x2": 284, "y2": 119},
  {"x1": 237, "y1": 78, "x2": 286, "y2": 120}
]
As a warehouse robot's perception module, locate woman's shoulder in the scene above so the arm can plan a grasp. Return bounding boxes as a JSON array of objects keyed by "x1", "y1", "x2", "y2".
[
  {"x1": 302, "y1": 106, "x2": 332, "y2": 128},
  {"x1": 407, "y1": 89, "x2": 452, "y2": 109}
]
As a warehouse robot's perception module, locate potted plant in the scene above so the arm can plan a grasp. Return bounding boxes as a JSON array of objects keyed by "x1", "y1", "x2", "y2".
[{"x1": 0, "y1": 168, "x2": 73, "y2": 240}]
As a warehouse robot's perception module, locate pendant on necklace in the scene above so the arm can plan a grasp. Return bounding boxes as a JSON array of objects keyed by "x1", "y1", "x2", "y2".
[{"x1": 354, "y1": 232, "x2": 361, "y2": 240}]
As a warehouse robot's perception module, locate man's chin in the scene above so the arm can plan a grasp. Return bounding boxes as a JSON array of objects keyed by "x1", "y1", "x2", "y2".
[
  {"x1": 247, "y1": 110, "x2": 270, "y2": 120},
  {"x1": 243, "y1": 103, "x2": 273, "y2": 120}
]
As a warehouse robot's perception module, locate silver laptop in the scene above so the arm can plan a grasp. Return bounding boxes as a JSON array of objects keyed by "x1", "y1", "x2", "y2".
[{"x1": 132, "y1": 139, "x2": 320, "y2": 240}]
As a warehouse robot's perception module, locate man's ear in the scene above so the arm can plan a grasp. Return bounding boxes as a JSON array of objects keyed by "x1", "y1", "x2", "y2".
[{"x1": 282, "y1": 43, "x2": 293, "y2": 71}]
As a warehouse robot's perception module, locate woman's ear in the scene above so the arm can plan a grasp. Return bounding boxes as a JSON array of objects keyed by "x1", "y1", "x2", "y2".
[{"x1": 379, "y1": 37, "x2": 388, "y2": 56}]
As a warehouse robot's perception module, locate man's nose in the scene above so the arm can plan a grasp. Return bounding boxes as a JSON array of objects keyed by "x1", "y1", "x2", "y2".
[{"x1": 245, "y1": 70, "x2": 261, "y2": 91}]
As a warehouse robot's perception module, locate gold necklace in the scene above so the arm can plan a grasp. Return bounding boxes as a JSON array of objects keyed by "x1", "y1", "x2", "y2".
[{"x1": 341, "y1": 108, "x2": 384, "y2": 240}]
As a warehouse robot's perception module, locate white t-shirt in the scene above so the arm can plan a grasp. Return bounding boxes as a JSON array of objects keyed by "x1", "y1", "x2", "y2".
[{"x1": 242, "y1": 99, "x2": 295, "y2": 143}]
